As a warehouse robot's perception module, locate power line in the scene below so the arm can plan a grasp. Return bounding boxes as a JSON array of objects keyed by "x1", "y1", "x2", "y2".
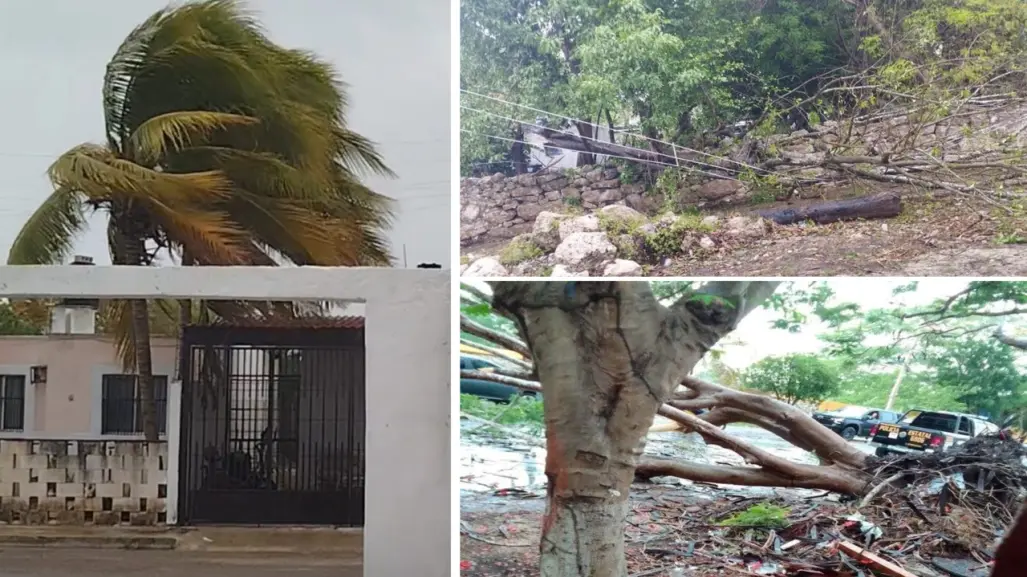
[
  {"x1": 460, "y1": 129, "x2": 683, "y2": 171},
  {"x1": 461, "y1": 88, "x2": 765, "y2": 173},
  {"x1": 460, "y1": 106, "x2": 743, "y2": 182}
]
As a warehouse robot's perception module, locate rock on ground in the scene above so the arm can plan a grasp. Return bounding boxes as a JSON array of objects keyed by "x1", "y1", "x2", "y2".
[
  {"x1": 603, "y1": 259, "x2": 643, "y2": 276},
  {"x1": 599, "y1": 204, "x2": 645, "y2": 226},
  {"x1": 554, "y1": 232, "x2": 616, "y2": 271},
  {"x1": 531, "y1": 211, "x2": 569, "y2": 252},
  {"x1": 551, "y1": 264, "x2": 590, "y2": 277},
  {"x1": 697, "y1": 179, "x2": 745, "y2": 200},
  {"x1": 558, "y1": 214, "x2": 601, "y2": 240},
  {"x1": 463, "y1": 257, "x2": 509, "y2": 277}
]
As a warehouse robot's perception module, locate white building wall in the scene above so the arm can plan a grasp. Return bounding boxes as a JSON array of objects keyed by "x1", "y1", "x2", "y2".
[{"x1": 0, "y1": 266, "x2": 451, "y2": 577}]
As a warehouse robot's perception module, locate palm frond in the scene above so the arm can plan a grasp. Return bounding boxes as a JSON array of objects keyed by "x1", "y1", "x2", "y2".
[
  {"x1": 127, "y1": 110, "x2": 259, "y2": 165},
  {"x1": 6, "y1": 187, "x2": 87, "y2": 264},
  {"x1": 48, "y1": 144, "x2": 234, "y2": 205}
]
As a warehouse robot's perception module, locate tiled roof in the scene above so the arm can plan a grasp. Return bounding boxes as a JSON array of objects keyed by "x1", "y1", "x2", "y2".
[{"x1": 203, "y1": 316, "x2": 365, "y2": 329}]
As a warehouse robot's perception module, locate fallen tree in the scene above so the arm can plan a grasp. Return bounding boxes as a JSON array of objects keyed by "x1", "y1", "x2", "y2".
[
  {"x1": 460, "y1": 280, "x2": 887, "y2": 577},
  {"x1": 461, "y1": 280, "x2": 1027, "y2": 577},
  {"x1": 757, "y1": 192, "x2": 902, "y2": 225}
]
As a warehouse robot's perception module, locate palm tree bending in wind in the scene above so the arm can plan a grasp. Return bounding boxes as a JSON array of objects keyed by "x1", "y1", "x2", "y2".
[{"x1": 7, "y1": 0, "x2": 394, "y2": 440}]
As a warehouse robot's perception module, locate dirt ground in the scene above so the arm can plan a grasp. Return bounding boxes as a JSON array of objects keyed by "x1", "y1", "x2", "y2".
[
  {"x1": 0, "y1": 548, "x2": 361, "y2": 577},
  {"x1": 460, "y1": 483, "x2": 838, "y2": 577},
  {"x1": 462, "y1": 193, "x2": 1027, "y2": 277}
]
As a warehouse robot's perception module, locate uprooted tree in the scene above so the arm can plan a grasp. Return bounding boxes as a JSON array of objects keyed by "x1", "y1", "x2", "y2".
[{"x1": 460, "y1": 280, "x2": 887, "y2": 577}]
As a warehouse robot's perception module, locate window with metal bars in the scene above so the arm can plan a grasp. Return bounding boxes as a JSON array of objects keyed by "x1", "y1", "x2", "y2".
[
  {"x1": 0, "y1": 375, "x2": 26, "y2": 431},
  {"x1": 101, "y1": 374, "x2": 168, "y2": 434}
]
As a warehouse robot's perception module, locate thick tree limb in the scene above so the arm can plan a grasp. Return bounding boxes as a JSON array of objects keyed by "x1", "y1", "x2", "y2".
[
  {"x1": 995, "y1": 326, "x2": 1027, "y2": 350},
  {"x1": 461, "y1": 314, "x2": 532, "y2": 357},
  {"x1": 678, "y1": 376, "x2": 867, "y2": 468},
  {"x1": 461, "y1": 369, "x2": 542, "y2": 393},
  {"x1": 460, "y1": 337, "x2": 535, "y2": 373},
  {"x1": 636, "y1": 458, "x2": 865, "y2": 494},
  {"x1": 657, "y1": 404, "x2": 814, "y2": 478},
  {"x1": 757, "y1": 193, "x2": 902, "y2": 226}
]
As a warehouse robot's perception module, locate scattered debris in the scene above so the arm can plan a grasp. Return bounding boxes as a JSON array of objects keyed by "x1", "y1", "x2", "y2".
[{"x1": 462, "y1": 435, "x2": 1027, "y2": 576}]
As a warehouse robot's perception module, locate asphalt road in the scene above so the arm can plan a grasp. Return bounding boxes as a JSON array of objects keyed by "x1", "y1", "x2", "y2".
[{"x1": 0, "y1": 549, "x2": 361, "y2": 577}]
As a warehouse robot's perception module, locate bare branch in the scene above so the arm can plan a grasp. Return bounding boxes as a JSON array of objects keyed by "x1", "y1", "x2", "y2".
[
  {"x1": 460, "y1": 314, "x2": 532, "y2": 357},
  {"x1": 636, "y1": 458, "x2": 864, "y2": 494},
  {"x1": 995, "y1": 326, "x2": 1027, "y2": 350}
]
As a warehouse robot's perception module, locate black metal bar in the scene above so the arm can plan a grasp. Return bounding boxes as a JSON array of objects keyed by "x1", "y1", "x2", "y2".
[
  {"x1": 180, "y1": 326, "x2": 364, "y2": 348},
  {"x1": 178, "y1": 326, "x2": 365, "y2": 527}
]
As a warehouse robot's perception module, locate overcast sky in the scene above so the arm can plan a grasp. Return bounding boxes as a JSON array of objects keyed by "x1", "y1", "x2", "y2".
[{"x1": 0, "y1": 0, "x2": 451, "y2": 268}]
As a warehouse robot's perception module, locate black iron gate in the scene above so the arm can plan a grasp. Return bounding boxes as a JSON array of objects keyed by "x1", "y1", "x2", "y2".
[{"x1": 177, "y1": 325, "x2": 365, "y2": 526}]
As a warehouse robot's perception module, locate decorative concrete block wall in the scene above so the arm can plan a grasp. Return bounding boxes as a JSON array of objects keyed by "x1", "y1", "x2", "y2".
[{"x1": 0, "y1": 439, "x2": 167, "y2": 525}]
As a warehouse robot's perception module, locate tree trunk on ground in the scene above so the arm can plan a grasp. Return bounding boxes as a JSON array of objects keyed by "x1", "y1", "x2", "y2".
[
  {"x1": 757, "y1": 193, "x2": 902, "y2": 225},
  {"x1": 488, "y1": 281, "x2": 778, "y2": 577}
]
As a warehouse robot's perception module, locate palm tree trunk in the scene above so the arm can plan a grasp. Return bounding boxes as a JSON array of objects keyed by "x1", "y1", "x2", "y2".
[
  {"x1": 114, "y1": 222, "x2": 159, "y2": 442},
  {"x1": 131, "y1": 298, "x2": 160, "y2": 441}
]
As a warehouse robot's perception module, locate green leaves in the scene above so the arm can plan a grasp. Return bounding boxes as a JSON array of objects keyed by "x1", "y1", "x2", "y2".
[{"x1": 740, "y1": 353, "x2": 840, "y2": 405}]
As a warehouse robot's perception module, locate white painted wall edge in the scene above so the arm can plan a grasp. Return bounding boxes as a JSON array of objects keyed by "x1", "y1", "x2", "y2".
[
  {"x1": 166, "y1": 380, "x2": 183, "y2": 525},
  {"x1": 0, "y1": 266, "x2": 447, "y2": 301}
]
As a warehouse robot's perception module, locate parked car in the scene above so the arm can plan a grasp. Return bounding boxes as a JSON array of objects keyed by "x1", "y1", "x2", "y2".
[
  {"x1": 460, "y1": 355, "x2": 540, "y2": 403},
  {"x1": 868, "y1": 409, "x2": 999, "y2": 457},
  {"x1": 811, "y1": 405, "x2": 901, "y2": 440}
]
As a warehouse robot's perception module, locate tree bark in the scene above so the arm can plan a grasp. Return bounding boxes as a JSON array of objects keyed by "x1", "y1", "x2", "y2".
[
  {"x1": 112, "y1": 217, "x2": 159, "y2": 441},
  {"x1": 488, "y1": 281, "x2": 777, "y2": 577},
  {"x1": 757, "y1": 193, "x2": 902, "y2": 225},
  {"x1": 511, "y1": 124, "x2": 527, "y2": 175},
  {"x1": 995, "y1": 327, "x2": 1027, "y2": 350},
  {"x1": 574, "y1": 120, "x2": 596, "y2": 166}
]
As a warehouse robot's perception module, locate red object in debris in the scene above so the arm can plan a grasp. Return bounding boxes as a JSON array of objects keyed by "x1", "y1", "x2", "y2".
[
  {"x1": 929, "y1": 435, "x2": 944, "y2": 448},
  {"x1": 460, "y1": 560, "x2": 472, "y2": 571}
]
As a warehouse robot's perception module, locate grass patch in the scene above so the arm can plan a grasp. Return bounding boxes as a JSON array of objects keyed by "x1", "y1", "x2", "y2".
[
  {"x1": 461, "y1": 393, "x2": 544, "y2": 435},
  {"x1": 597, "y1": 211, "x2": 646, "y2": 236},
  {"x1": 718, "y1": 503, "x2": 791, "y2": 529},
  {"x1": 499, "y1": 237, "x2": 543, "y2": 265},
  {"x1": 644, "y1": 213, "x2": 718, "y2": 258}
]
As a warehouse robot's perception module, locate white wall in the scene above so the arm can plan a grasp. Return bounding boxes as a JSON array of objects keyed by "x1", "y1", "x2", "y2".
[
  {"x1": 0, "y1": 266, "x2": 451, "y2": 577},
  {"x1": 525, "y1": 124, "x2": 612, "y2": 169}
]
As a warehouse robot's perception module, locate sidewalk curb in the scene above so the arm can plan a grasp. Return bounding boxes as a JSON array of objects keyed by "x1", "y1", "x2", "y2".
[{"x1": 0, "y1": 534, "x2": 179, "y2": 550}]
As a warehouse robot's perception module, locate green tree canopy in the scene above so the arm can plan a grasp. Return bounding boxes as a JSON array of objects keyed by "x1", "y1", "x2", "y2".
[{"x1": 740, "y1": 353, "x2": 840, "y2": 405}]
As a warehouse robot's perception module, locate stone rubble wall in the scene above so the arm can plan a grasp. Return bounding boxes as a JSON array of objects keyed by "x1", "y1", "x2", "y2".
[
  {"x1": 0, "y1": 439, "x2": 167, "y2": 525},
  {"x1": 460, "y1": 165, "x2": 647, "y2": 245}
]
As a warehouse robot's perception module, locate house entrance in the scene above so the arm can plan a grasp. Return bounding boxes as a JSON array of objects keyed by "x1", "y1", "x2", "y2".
[{"x1": 176, "y1": 324, "x2": 365, "y2": 526}]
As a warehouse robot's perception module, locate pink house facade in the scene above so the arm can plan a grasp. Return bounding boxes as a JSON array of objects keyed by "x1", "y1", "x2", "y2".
[{"x1": 0, "y1": 334, "x2": 177, "y2": 439}]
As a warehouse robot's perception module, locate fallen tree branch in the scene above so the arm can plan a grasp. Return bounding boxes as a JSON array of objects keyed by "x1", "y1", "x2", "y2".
[
  {"x1": 460, "y1": 315, "x2": 532, "y2": 357},
  {"x1": 757, "y1": 193, "x2": 902, "y2": 225}
]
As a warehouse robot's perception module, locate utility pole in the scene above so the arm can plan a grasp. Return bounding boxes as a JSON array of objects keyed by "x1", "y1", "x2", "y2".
[
  {"x1": 885, "y1": 352, "x2": 913, "y2": 411},
  {"x1": 403, "y1": 244, "x2": 408, "y2": 268}
]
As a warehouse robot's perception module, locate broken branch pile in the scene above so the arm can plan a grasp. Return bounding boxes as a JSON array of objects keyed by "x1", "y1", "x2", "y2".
[{"x1": 628, "y1": 436, "x2": 1027, "y2": 576}]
